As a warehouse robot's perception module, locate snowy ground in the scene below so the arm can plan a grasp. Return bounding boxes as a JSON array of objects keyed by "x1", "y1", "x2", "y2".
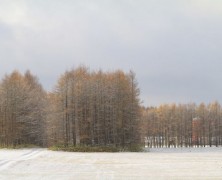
[{"x1": 0, "y1": 148, "x2": 222, "y2": 180}]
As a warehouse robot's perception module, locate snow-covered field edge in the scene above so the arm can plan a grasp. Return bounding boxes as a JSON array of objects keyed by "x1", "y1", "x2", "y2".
[{"x1": 1, "y1": 147, "x2": 222, "y2": 179}]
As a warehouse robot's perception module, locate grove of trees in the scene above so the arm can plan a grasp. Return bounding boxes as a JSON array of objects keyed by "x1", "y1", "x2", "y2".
[
  {"x1": 1, "y1": 67, "x2": 222, "y2": 149},
  {"x1": 46, "y1": 67, "x2": 141, "y2": 147},
  {"x1": 0, "y1": 67, "x2": 141, "y2": 148}
]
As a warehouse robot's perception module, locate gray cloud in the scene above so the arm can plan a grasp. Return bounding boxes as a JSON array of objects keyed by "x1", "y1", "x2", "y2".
[{"x1": 0, "y1": 0, "x2": 222, "y2": 106}]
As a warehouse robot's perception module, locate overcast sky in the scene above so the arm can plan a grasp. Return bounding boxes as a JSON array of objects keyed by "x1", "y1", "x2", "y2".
[{"x1": 0, "y1": 0, "x2": 222, "y2": 106}]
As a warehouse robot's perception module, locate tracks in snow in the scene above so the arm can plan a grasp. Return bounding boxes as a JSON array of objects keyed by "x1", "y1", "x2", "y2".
[{"x1": 0, "y1": 148, "x2": 45, "y2": 171}]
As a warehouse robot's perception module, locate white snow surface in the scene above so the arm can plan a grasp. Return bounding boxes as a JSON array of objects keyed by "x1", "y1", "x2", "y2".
[{"x1": 0, "y1": 147, "x2": 222, "y2": 179}]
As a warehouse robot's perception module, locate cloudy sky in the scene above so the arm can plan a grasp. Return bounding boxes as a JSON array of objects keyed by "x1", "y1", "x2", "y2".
[{"x1": 0, "y1": 0, "x2": 222, "y2": 106}]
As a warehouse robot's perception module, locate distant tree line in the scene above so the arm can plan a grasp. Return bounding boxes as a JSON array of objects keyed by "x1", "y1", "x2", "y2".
[
  {"x1": 0, "y1": 67, "x2": 141, "y2": 148},
  {"x1": 141, "y1": 102, "x2": 222, "y2": 148}
]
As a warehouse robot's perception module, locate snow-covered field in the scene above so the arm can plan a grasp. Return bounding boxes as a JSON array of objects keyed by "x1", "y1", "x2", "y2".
[{"x1": 1, "y1": 148, "x2": 222, "y2": 180}]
